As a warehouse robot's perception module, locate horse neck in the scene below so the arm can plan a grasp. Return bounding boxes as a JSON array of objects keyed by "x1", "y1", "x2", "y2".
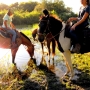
[
  {"x1": 49, "y1": 21, "x2": 66, "y2": 40},
  {"x1": 21, "y1": 34, "x2": 31, "y2": 46}
]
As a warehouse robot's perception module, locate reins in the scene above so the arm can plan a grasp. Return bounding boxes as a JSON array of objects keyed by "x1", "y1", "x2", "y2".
[
  {"x1": 46, "y1": 22, "x2": 65, "y2": 40},
  {"x1": 38, "y1": 17, "x2": 66, "y2": 40}
]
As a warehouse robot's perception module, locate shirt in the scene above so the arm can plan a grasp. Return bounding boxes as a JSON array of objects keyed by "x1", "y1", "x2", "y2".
[
  {"x1": 78, "y1": 5, "x2": 90, "y2": 26},
  {"x1": 2, "y1": 14, "x2": 12, "y2": 28}
]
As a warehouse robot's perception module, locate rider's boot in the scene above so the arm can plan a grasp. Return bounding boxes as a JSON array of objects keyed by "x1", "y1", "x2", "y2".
[{"x1": 71, "y1": 43, "x2": 81, "y2": 53}]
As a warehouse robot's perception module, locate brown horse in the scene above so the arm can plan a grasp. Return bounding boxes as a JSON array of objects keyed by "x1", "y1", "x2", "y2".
[
  {"x1": 32, "y1": 28, "x2": 56, "y2": 62},
  {"x1": 0, "y1": 31, "x2": 34, "y2": 64}
]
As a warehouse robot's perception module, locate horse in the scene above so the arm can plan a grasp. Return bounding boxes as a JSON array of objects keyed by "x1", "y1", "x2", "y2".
[
  {"x1": 38, "y1": 15, "x2": 90, "y2": 80},
  {"x1": 0, "y1": 30, "x2": 34, "y2": 64},
  {"x1": 32, "y1": 28, "x2": 56, "y2": 62}
]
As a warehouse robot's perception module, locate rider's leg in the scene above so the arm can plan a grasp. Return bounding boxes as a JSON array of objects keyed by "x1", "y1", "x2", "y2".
[
  {"x1": 7, "y1": 29, "x2": 17, "y2": 48},
  {"x1": 69, "y1": 30, "x2": 78, "y2": 45},
  {"x1": 69, "y1": 30, "x2": 80, "y2": 53}
]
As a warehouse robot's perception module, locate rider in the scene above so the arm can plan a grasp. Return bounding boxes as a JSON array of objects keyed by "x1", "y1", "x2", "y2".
[
  {"x1": 2, "y1": 9, "x2": 17, "y2": 48},
  {"x1": 68, "y1": 0, "x2": 90, "y2": 53}
]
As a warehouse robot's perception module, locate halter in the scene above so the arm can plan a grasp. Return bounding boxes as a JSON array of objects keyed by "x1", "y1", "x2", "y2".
[
  {"x1": 38, "y1": 19, "x2": 49, "y2": 37},
  {"x1": 38, "y1": 17, "x2": 66, "y2": 40}
]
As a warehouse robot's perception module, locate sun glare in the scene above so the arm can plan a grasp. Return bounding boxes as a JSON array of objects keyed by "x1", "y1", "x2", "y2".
[
  {"x1": 63, "y1": 0, "x2": 81, "y2": 13},
  {"x1": 0, "y1": 48, "x2": 11, "y2": 59},
  {"x1": 0, "y1": 0, "x2": 29, "y2": 5},
  {"x1": 0, "y1": 0, "x2": 81, "y2": 13}
]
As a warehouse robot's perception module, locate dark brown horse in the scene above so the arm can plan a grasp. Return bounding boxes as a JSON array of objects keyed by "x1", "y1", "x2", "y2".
[
  {"x1": 32, "y1": 28, "x2": 56, "y2": 61},
  {"x1": 0, "y1": 30, "x2": 34, "y2": 64}
]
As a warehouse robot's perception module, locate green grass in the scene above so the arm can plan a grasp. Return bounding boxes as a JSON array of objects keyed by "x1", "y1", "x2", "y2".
[{"x1": 0, "y1": 26, "x2": 90, "y2": 89}]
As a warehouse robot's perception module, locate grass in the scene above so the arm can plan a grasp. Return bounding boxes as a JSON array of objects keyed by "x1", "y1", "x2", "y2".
[{"x1": 0, "y1": 27, "x2": 90, "y2": 89}]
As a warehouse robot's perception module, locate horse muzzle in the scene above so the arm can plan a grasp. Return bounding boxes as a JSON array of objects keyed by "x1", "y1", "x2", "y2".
[{"x1": 38, "y1": 33, "x2": 45, "y2": 42}]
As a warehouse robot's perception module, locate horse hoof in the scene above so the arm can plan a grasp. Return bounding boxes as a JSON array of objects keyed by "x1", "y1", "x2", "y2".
[
  {"x1": 64, "y1": 72, "x2": 69, "y2": 76},
  {"x1": 69, "y1": 74, "x2": 74, "y2": 81},
  {"x1": 69, "y1": 76, "x2": 74, "y2": 81},
  {"x1": 61, "y1": 75, "x2": 65, "y2": 80}
]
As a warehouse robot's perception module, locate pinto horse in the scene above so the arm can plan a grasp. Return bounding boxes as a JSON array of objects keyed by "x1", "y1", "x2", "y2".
[
  {"x1": 38, "y1": 15, "x2": 90, "y2": 80},
  {"x1": 38, "y1": 15, "x2": 74, "y2": 80},
  {"x1": 0, "y1": 30, "x2": 34, "y2": 64},
  {"x1": 32, "y1": 28, "x2": 56, "y2": 61}
]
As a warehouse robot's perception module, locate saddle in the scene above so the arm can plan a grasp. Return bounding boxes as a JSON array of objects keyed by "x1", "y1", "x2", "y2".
[
  {"x1": 0, "y1": 27, "x2": 20, "y2": 38},
  {"x1": 0, "y1": 27, "x2": 21, "y2": 46},
  {"x1": 64, "y1": 24, "x2": 90, "y2": 53}
]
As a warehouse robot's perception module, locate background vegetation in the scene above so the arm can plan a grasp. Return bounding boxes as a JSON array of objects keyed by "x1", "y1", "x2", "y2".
[
  {"x1": 0, "y1": 0, "x2": 77, "y2": 25},
  {"x1": 0, "y1": 0, "x2": 90, "y2": 90}
]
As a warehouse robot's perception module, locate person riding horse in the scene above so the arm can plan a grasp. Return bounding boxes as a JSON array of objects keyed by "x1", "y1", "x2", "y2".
[
  {"x1": 1, "y1": 9, "x2": 17, "y2": 48},
  {"x1": 68, "y1": 0, "x2": 90, "y2": 53}
]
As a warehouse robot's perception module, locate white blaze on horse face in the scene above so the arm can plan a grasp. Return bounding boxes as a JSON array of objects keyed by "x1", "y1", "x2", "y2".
[{"x1": 59, "y1": 22, "x2": 71, "y2": 51}]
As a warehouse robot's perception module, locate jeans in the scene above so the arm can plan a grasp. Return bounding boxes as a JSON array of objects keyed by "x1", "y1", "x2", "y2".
[
  {"x1": 7, "y1": 29, "x2": 16, "y2": 43},
  {"x1": 3, "y1": 28, "x2": 17, "y2": 43},
  {"x1": 69, "y1": 30, "x2": 78, "y2": 45}
]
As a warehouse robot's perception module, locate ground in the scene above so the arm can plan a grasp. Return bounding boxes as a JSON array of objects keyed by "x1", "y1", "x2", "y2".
[{"x1": 0, "y1": 40, "x2": 90, "y2": 90}]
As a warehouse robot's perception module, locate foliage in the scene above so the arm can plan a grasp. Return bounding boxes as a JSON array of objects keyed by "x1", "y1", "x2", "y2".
[{"x1": 0, "y1": 0, "x2": 77, "y2": 25}]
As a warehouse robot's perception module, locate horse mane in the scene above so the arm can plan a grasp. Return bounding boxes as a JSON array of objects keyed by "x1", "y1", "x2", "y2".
[
  {"x1": 39, "y1": 14, "x2": 62, "y2": 22},
  {"x1": 20, "y1": 32, "x2": 31, "y2": 42},
  {"x1": 50, "y1": 14, "x2": 62, "y2": 22}
]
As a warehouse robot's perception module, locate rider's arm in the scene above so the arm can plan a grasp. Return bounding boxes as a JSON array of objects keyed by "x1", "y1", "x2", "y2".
[
  {"x1": 10, "y1": 22, "x2": 16, "y2": 29},
  {"x1": 3, "y1": 20, "x2": 11, "y2": 30},
  {"x1": 4, "y1": 20, "x2": 8, "y2": 28},
  {"x1": 74, "y1": 12, "x2": 89, "y2": 27},
  {"x1": 68, "y1": 17, "x2": 79, "y2": 22}
]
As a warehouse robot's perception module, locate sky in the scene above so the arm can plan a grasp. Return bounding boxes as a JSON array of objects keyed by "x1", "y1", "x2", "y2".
[{"x1": 0, "y1": 0, "x2": 81, "y2": 13}]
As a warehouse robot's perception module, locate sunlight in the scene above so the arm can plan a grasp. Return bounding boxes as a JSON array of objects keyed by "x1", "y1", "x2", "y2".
[
  {"x1": 0, "y1": 0, "x2": 29, "y2": 5},
  {"x1": 63, "y1": 0, "x2": 81, "y2": 13},
  {"x1": 0, "y1": 48, "x2": 11, "y2": 59},
  {"x1": 0, "y1": 0, "x2": 81, "y2": 13},
  {"x1": 0, "y1": 48, "x2": 12, "y2": 73}
]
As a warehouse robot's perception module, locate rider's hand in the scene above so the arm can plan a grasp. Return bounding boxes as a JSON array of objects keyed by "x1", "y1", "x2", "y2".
[
  {"x1": 68, "y1": 17, "x2": 74, "y2": 22},
  {"x1": 71, "y1": 24, "x2": 76, "y2": 30}
]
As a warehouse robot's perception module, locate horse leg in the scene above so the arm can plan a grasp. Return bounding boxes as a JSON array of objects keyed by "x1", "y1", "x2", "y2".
[
  {"x1": 63, "y1": 50, "x2": 74, "y2": 80},
  {"x1": 51, "y1": 39, "x2": 56, "y2": 60},
  {"x1": 11, "y1": 48, "x2": 18, "y2": 64},
  {"x1": 41, "y1": 42, "x2": 44, "y2": 54},
  {"x1": 47, "y1": 40, "x2": 51, "y2": 62}
]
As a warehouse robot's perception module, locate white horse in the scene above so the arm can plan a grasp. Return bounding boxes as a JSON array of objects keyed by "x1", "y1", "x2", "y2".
[{"x1": 38, "y1": 15, "x2": 90, "y2": 80}]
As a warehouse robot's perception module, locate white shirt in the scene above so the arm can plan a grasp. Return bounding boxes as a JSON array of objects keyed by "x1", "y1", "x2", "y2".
[{"x1": 2, "y1": 14, "x2": 12, "y2": 28}]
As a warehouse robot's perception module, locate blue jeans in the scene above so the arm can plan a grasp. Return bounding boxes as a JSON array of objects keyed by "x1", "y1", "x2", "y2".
[
  {"x1": 3, "y1": 28, "x2": 17, "y2": 43},
  {"x1": 7, "y1": 29, "x2": 16, "y2": 43},
  {"x1": 69, "y1": 30, "x2": 78, "y2": 45}
]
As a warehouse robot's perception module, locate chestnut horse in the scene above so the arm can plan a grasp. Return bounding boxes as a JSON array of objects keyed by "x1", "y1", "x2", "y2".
[
  {"x1": 32, "y1": 28, "x2": 56, "y2": 61},
  {"x1": 0, "y1": 31, "x2": 34, "y2": 64}
]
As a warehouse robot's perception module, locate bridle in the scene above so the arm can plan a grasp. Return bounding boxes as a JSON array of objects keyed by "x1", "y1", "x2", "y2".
[
  {"x1": 38, "y1": 17, "x2": 66, "y2": 40},
  {"x1": 38, "y1": 19, "x2": 49, "y2": 37}
]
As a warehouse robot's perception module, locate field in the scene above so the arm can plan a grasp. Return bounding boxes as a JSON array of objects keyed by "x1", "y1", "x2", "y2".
[{"x1": 0, "y1": 26, "x2": 90, "y2": 90}]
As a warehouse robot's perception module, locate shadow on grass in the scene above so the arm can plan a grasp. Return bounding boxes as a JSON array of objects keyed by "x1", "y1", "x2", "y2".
[
  {"x1": 19, "y1": 56, "x2": 90, "y2": 90},
  {"x1": 21, "y1": 57, "x2": 66, "y2": 90}
]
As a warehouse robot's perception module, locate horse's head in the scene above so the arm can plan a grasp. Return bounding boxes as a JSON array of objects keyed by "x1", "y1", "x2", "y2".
[
  {"x1": 38, "y1": 15, "x2": 63, "y2": 42},
  {"x1": 38, "y1": 16, "x2": 49, "y2": 42},
  {"x1": 20, "y1": 32, "x2": 34, "y2": 58}
]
